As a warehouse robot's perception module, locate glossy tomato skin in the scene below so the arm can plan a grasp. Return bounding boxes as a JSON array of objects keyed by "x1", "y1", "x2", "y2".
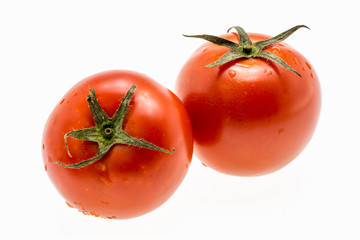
[
  {"x1": 176, "y1": 32, "x2": 321, "y2": 176},
  {"x1": 42, "y1": 70, "x2": 193, "y2": 219}
]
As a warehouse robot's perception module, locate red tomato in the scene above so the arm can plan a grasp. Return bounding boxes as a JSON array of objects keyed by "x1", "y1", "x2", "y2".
[
  {"x1": 176, "y1": 26, "x2": 321, "y2": 176},
  {"x1": 42, "y1": 70, "x2": 193, "y2": 219}
]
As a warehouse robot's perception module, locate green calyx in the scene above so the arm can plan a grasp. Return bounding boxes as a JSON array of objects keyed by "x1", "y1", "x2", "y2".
[
  {"x1": 184, "y1": 25, "x2": 310, "y2": 77},
  {"x1": 55, "y1": 85, "x2": 174, "y2": 169}
]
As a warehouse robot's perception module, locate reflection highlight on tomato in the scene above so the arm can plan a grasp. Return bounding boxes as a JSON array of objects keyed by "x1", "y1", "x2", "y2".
[
  {"x1": 176, "y1": 25, "x2": 321, "y2": 176},
  {"x1": 42, "y1": 70, "x2": 193, "y2": 219}
]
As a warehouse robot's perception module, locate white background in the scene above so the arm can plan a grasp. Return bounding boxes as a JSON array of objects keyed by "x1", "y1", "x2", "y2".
[{"x1": 1, "y1": 0, "x2": 359, "y2": 239}]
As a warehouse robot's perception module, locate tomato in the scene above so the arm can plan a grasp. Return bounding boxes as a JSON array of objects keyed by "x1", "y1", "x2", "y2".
[
  {"x1": 42, "y1": 70, "x2": 193, "y2": 219},
  {"x1": 176, "y1": 25, "x2": 321, "y2": 176}
]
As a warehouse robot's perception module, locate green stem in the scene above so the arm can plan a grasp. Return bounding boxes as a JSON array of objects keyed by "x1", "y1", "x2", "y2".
[
  {"x1": 184, "y1": 25, "x2": 309, "y2": 77},
  {"x1": 55, "y1": 85, "x2": 174, "y2": 169}
]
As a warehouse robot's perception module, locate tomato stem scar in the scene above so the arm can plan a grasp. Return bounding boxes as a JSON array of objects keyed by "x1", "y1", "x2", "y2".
[
  {"x1": 104, "y1": 128, "x2": 113, "y2": 135},
  {"x1": 184, "y1": 25, "x2": 309, "y2": 77},
  {"x1": 55, "y1": 85, "x2": 175, "y2": 169}
]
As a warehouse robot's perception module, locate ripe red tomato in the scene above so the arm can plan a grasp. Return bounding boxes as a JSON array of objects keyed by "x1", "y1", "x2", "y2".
[
  {"x1": 176, "y1": 26, "x2": 321, "y2": 176},
  {"x1": 42, "y1": 70, "x2": 193, "y2": 219}
]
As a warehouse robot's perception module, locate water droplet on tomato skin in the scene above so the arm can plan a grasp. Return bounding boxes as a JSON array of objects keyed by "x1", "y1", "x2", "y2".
[
  {"x1": 311, "y1": 73, "x2": 314, "y2": 78},
  {"x1": 278, "y1": 128, "x2": 285, "y2": 135},
  {"x1": 100, "y1": 174, "x2": 113, "y2": 185},
  {"x1": 59, "y1": 98, "x2": 65, "y2": 105},
  {"x1": 44, "y1": 164, "x2": 47, "y2": 172},
  {"x1": 51, "y1": 117, "x2": 57, "y2": 125},
  {"x1": 81, "y1": 210, "x2": 89, "y2": 216},
  {"x1": 201, "y1": 162, "x2": 207, "y2": 167},
  {"x1": 67, "y1": 200, "x2": 114, "y2": 219},
  {"x1": 305, "y1": 61, "x2": 312, "y2": 70},
  {"x1": 97, "y1": 162, "x2": 113, "y2": 185},
  {"x1": 262, "y1": 67, "x2": 272, "y2": 76},
  {"x1": 202, "y1": 47, "x2": 209, "y2": 53},
  {"x1": 122, "y1": 176, "x2": 130, "y2": 184},
  {"x1": 293, "y1": 57, "x2": 299, "y2": 65},
  {"x1": 66, "y1": 202, "x2": 74, "y2": 208},
  {"x1": 90, "y1": 212, "x2": 100, "y2": 217},
  {"x1": 228, "y1": 70, "x2": 236, "y2": 78},
  {"x1": 270, "y1": 47, "x2": 281, "y2": 54}
]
